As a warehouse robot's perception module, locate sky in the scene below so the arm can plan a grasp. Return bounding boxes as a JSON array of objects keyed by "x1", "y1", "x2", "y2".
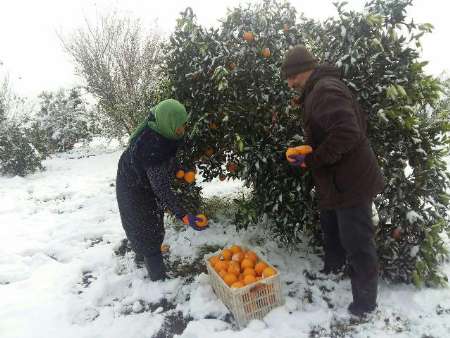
[{"x1": 0, "y1": 0, "x2": 449, "y2": 97}]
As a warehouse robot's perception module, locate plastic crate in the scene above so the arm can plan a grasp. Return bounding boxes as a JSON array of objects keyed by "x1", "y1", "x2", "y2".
[{"x1": 204, "y1": 249, "x2": 284, "y2": 328}]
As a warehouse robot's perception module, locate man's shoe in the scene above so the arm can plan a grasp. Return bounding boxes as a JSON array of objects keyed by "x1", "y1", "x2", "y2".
[{"x1": 347, "y1": 301, "x2": 377, "y2": 317}]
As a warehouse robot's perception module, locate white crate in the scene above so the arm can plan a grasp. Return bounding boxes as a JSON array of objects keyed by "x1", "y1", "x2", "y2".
[{"x1": 204, "y1": 249, "x2": 284, "y2": 328}]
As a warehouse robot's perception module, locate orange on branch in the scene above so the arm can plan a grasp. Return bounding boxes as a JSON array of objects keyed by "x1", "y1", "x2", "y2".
[
  {"x1": 184, "y1": 171, "x2": 196, "y2": 183},
  {"x1": 175, "y1": 170, "x2": 185, "y2": 179},
  {"x1": 243, "y1": 31, "x2": 254, "y2": 41},
  {"x1": 262, "y1": 47, "x2": 271, "y2": 58}
]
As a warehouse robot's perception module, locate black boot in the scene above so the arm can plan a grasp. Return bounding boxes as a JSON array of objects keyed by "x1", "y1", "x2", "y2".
[
  {"x1": 144, "y1": 253, "x2": 167, "y2": 281},
  {"x1": 348, "y1": 276, "x2": 378, "y2": 316}
]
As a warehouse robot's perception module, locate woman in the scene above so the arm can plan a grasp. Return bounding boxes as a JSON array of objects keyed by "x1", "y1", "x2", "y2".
[{"x1": 116, "y1": 99, "x2": 207, "y2": 281}]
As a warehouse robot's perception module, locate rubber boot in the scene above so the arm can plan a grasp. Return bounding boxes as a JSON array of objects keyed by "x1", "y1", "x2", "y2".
[
  {"x1": 348, "y1": 276, "x2": 378, "y2": 316},
  {"x1": 144, "y1": 252, "x2": 167, "y2": 281}
]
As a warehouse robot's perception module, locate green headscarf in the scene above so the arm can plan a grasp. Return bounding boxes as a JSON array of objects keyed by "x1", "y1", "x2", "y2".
[
  {"x1": 129, "y1": 99, "x2": 188, "y2": 143},
  {"x1": 149, "y1": 99, "x2": 188, "y2": 140}
]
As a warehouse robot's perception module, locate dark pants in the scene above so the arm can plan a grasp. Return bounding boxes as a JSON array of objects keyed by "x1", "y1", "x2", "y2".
[
  {"x1": 320, "y1": 202, "x2": 378, "y2": 308},
  {"x1": 116, "y1": 173, "x2": 164, "y2": 258}
]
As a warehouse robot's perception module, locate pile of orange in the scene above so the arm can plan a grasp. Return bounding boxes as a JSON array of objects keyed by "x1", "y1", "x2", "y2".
[{"x1": 208, "y1": 245, "x2": 277, "y2": 288}]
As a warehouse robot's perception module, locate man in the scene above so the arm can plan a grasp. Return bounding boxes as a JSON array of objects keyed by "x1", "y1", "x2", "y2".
[{"x1": 281, "y1": 45, "x2": 384, "y2": 316}]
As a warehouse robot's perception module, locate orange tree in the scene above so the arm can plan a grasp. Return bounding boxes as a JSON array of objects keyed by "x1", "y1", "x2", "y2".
[{"x1": 163, "y1": 0, "x2": 450, "y2": 286}]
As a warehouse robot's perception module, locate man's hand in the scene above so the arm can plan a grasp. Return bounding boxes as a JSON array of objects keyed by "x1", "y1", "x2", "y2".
[
  {"x1": 288, "y1": 154, "x2": 307, "y2": 168},
  {"x1": 182, "y1": 214, "x2": 208, "y2": 231}
]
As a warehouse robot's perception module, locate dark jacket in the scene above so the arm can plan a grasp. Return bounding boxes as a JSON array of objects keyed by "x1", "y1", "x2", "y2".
[
  {"x1": 117, "y1": 127, "x2": 186, "y2": 219},
  {"x1": 301, "y1": 65, "x2": 384, "y2": 209}
]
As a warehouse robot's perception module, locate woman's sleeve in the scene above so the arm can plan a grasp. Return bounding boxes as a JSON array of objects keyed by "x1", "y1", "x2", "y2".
[{"x1": 146, "y1": 161, "x2": 187, "y2": 220}]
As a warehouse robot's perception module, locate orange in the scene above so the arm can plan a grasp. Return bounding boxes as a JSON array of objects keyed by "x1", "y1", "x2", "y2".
[
  {"x1": 175, "y1": 170, "x2": 185, "y2": 179},
  {"x1": 231, "y1": 281, "x2": 245, "y2": 288},
  {"x1": 286, "y1": 145, "x2": 313, "y2": 163},
  {"x1": 262, "y1": 267, "x2": 277, "y2": 278},
  {"x1": 184, "y1": 171, "x2": 196, "y2": 183},
  {"x1": 244, "y1": 251, "x2": 258, "y2": 263},
  {"x1": 195, "y1": 214, "x2": 208, "y2": 228},
  {"x1": 229, "y1": 245, "x2": 242, "y2": 254},
  {"x1": 232, "y1": 252, "x2": 244, "y2": 263},
  {"x1": 214, "y1": 260, "x2": 229, "y2": 272},
  {"x1": 209, "y1": 255, "x2": 220, "y2": 266},
  {"x1": 262, "y1": 47, "x2": 271, "y2": 58},
  {"x1": 241, "y1": 258, "x2": 255, "y2": 270},
  {"x1": 205, "y1": 147, "x2": 215, "y2": 157},
  {"x1": 243, "y1": 31, "x2": 254, "y2": 42},
  {"x1": 254, "y1": 262, "x2": 268, "y2": 275},
  {"x1": 242, "y1": 268, "x2": 256, "y2": 277},
  {"x1": 219, "y1": 174, "x2": 226, "y2": 181},
  {"x1": 224, "y1": 273, "x2": 238, "y2": 286},
  {"x1": 243, "y1": 274, "x2": 257, "y2": 285},
  {"x1": 218, "y1": 270, "x2": 227, "y2": 279},
  {"x1": 220, "y1": 249, "x2": 232, "y2": 261},
  {"x1": 256, "y1": 276, "x2": 262, "y2": 281},
  {"x1": 227, "y1": 264, "x2": 241, "y2": 277},
  {"x1": 226, "y1": 162, "x2": 238, "y2": 173}
]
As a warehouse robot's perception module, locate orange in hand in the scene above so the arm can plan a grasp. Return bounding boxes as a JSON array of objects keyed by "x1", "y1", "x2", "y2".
[
  {"x1": 195, "y1": 214, "x2": 208, "y2": 228},
  {"x1": 285, "y1": 145, "x2": 313, "y2": 163}
]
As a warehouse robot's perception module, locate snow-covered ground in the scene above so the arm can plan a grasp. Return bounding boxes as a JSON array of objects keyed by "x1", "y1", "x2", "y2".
[{"x1": 1, "y1": 139, "x2": 450, "y2": 338}]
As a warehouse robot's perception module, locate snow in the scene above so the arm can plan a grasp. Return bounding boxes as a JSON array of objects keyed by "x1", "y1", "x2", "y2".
[{"x1": 1, "y1": 138, "x2": 450, "y2": 338}]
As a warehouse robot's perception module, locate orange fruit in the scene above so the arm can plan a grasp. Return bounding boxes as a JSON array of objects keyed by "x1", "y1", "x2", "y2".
[
  {"x1": 262, "y1": 267, "x2": 277, "y2": 278},
  {"x1": 286, "y1": 145, "x2": 313, "y2": 163},
  {"x1": 231, "y1": 281, "x2": 245, "y2": 288},
  {"x1": 220, "y1": 249, "x2": 232, "y2": 261},
  {"x1": 241, "y1": 258, "x2": 255, "y2": 270},
  {"x1": 226, "y1": 162, "x2": 238, "y2": 173},
  {"x1": 229, "y1": 245, "x2": 242, "y2": 254},
  {"x1": 243, "y1": 274, "x2": 257, "y2": 285},
  {"x1": 244, "y1": 251, "x2": 258, "y2": 263},
  {"x1": 262, "y1": 47, "x2": 271, "y2": 58},
  {"x1": 214, "y1": 260, "x2": 229, "y2": 272},
  {"x1": 254, "y1": 262, "x2": 268, "y2": 275},
  {"x1": 238, "y1": 273, "x2": 245, "y2": 281},
  {"x1": 205, "y1": 147, "x2": 215, "y2": 157},
  {"x1": 232, "y1": 252, "x2": 244, "y2": 263},
  {"x1": 224, "y1": 273, "x2": 238, "y2": 286},
  {"x1": 392, "y1": 227, "x2": 402, "y2": 240},
  {"x1": 195, "y1": 214, "x2": 208, "y2": 228},
  {"x1": 209, "y1": 255, "x2": 220, "y2": 266},
  {"x1": 218, "y1": 270, "x2": 227, "y2": 279},
  {"x1": 242, "y1": 268, "x2": 256, "y2": 277},
  {"x1": 208, "y1": 122, "x2": 219, "y2": 130},
  {"x1": 184, "y1": 171, "x2": 196, "y2": 183},
  {"x1": 175, "y1": 170, "x2": 185, "y2": 179},
  {"x1": 243, "y1": 31, "x2": 254, "y2": 42},
  {"x1": 227, "y1": 264, "x2": 241, "y2": 277},
  {"x1": 256, "y1": 276, "x2": 262, "y2": 281},
  {"x1": 219, "y1": 174, "x2": 226, "y2": 181}
]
